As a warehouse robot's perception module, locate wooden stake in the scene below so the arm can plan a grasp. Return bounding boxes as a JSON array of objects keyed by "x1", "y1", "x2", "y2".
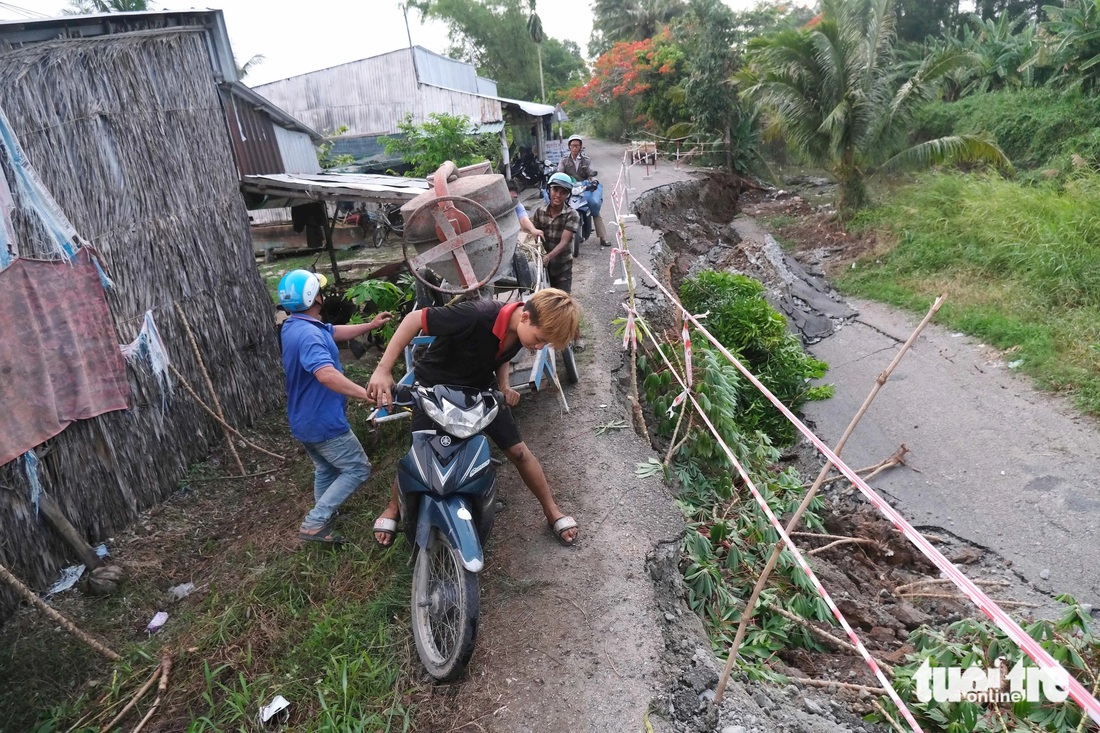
[
  {"x1": 38, "y1": 492, "x2": 103, "y2": 570},
  {"x1": 714, "y1": 295, "x2": 945, "y2": 705},
  {"x1": 174, "y1": 303, "x2": 246, "y2": 475},
  {"x1": 0, "y1": 561, "x2": 119, "y2": 661}
]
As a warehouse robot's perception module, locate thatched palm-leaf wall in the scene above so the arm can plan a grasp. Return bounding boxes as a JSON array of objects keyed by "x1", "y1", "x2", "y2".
[{"x1": 0, "y1": 29, "x2": 282, "y2": 611}]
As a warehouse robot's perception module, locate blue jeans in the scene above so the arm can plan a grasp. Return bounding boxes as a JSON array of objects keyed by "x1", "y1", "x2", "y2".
[
  {"x1": 584, "y1": 182, "x2": 603, "y2": 218},
  {"x1": 300, "y1": 429, "x2": 371, "y2": 530}
]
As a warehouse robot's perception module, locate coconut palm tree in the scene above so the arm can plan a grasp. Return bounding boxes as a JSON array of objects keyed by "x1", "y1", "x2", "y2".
[
  {"x1": 743, "y1": 0, "x2": 1011, "y2": 214},
  {"x1": 590, "y1": 0, "x2": 686, "y2": 55},
  {"x1": 527, "y1": 0, "x2": 545, "y2": 101},
  {"x1": 237, "y1": 53, "x2": 266, "y2": 81}
]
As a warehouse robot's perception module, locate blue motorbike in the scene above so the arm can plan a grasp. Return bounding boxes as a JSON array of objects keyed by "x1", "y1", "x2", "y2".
[{"x1": 391, "y1": 383, "x2": 500, "y2": 681}]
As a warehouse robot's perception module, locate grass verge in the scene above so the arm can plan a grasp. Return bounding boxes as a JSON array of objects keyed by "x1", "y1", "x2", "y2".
[
  {"x1": 841, "y1": 171, "x2": 1100, "y2": 416},
  {"x1": 0, "y1": 409, "x2": 421, "y2": 733}
]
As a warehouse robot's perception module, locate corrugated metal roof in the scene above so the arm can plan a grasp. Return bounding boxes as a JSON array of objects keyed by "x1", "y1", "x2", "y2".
[
  {"x1": 273, "y1": 126, "x2": 321, "y2": 175},
  {"x1": 242, "y1": 173, "x2": 430, "y2": 208},
  {"x1": 493, "y1": 96, "x2": 556, "y2": 118},
  {"x1": 254, "y1": 49, "x2": 503, "y2": 138},
  {"x1": 413, "y1": 46, "x2": 484, "y2": 94}
]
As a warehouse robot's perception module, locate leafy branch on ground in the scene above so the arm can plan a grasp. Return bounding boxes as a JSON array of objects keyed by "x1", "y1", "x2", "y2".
[
  {"x1": 635, "y1": 269, "x2": 832, "y2": 666},
  {"x1": 877, "y1": 595, "x2": 1099, "y2": 732}
]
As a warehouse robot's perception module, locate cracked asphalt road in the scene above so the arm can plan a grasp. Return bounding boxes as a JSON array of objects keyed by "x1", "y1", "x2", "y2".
[{"x1": 803, "y1": 298, "x2": 1100, "y2": 612}]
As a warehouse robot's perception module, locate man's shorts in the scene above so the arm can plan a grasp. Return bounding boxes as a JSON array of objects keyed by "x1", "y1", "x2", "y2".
[
  {"x1": 411, "y1": 404, "x2": 522, "y2": 450},
  {"x1": 548, "y1": 267, "x2": 572, "y2": 294}
]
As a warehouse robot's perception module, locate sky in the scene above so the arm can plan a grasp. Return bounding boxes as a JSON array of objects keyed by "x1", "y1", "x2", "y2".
[{"x1": 0, "y1": 0, "x2": 786, "y2": 88}]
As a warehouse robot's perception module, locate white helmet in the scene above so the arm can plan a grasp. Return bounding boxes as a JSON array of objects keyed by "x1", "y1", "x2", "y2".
[{"x1": 567, "y1": 134, "x2": 583, "y2": 146}]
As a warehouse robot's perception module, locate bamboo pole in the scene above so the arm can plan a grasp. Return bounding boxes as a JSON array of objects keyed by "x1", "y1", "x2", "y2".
[
  {"x1": 792, "y1": 678, "x2": 884, "y2": 694},
  {"x1": 872, "y1": 700, "x2": 909, "y2": 733},
  {"x1": 807, "y1": 537, "x2": 880, "y2": 555},
  {"x1": 0, "y1": 561, "x2": 120, "y2": 661},
  {"x1": 174, "y1": 303, "x2": 246, "y2": 475},
  {"x1": 764, "y1": 602, "x2": 894, "y2": 677},
  {"x1": 99, "y1": 665, "x2": 160, "y2": 733},
  {"x1": 714, "y1": 295, "x2": 945, "y2": 705},
  {"x1": 130, "y1": 652, "x2": 172, "y2": 733},
  {"x1": 620, "y1": 225, "x2": 650, "y2": 443},
  {"x1": 167, "y1": 363, "x2": 287, "y2": 462}
]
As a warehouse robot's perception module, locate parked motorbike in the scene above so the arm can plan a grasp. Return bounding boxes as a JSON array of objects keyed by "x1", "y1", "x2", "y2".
[
  {"x1": 392, "y1": 383, "x2": 500, "y2": 681},
  {"x1": 344, "y1": 203, "x2": 404, "y2": 248},
  {"x1": 509, "y1": 148, "x2": 543, "y2": 189},
  {"x1": 536, "y1": 160, "x2": 557, "y2": 203}
]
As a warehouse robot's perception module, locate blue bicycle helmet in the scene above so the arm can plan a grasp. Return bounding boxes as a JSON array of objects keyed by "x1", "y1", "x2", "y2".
[
  {"x1": 277, "y1": 269, "x2": 327, "y2": 312},
  {"x1": 548, "y1": 172, "x2": 574, "y2": 192}
]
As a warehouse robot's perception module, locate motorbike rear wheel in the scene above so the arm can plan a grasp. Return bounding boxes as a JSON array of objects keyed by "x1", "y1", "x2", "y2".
[{"x1": 411, "y1": 529, "x2": 479, "y2": 681}]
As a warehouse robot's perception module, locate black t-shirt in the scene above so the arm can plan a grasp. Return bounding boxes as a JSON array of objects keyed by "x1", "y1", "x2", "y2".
[{"x1": 414, "y1": 300, "x2": 525, "y2": 389}]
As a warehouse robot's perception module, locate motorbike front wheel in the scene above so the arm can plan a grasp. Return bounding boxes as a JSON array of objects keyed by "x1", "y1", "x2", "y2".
[
  {"x1": 372, "y1": 223, "x2": 386, "y2": 248},
  {"x1": 411, "y1": 530, "x2": 480, "y2": 681}
]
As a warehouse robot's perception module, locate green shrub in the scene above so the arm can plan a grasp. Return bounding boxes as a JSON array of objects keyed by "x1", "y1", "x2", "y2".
[
  {"x1": 914, "y1": 88, "x2": 1100, "y2": 172},
  {"x1": 678, "y1": 270, "x2": 832, "y2": 446}
]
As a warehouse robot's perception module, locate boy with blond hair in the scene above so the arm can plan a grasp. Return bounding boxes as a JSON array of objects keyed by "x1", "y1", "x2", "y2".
[{"x1": 367, "y1": 288, "x2": 582, "y2": 547}]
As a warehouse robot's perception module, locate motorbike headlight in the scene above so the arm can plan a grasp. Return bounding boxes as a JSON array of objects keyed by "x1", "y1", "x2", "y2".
[{"x1": 421, "y1": 398, "x2": 500, "y2": 440}]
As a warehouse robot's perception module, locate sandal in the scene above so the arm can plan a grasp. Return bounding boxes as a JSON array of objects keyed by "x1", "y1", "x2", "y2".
[
  {"x1": 298, "y1": 520, "x2": 344, "y2": 545},
  {"x1": 549, "y1": 515, "x2": 578, "y2": 547},
  {"x1": 373, "y1": 515, "x2": 398, "y2": 549}
]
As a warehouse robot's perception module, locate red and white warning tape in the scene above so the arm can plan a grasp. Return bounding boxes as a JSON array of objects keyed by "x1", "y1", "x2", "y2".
[
  {"x1": 628, "y1": 305, "x2": 926, "y2": 731},
  {"x1": 615, "y1": 237, "x2": 1100, "y2": 726}
]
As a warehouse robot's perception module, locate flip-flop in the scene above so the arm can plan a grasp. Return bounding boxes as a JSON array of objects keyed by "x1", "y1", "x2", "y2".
[
  {"x1": 549, "y1": 515, "x2": 578, "y2": 547},
  {"x1": 373, "y1": 516, "x2": 398, "y2": 548},
  {"x1": 298, "y1": 520, "x2": 344, "y2": 545}
]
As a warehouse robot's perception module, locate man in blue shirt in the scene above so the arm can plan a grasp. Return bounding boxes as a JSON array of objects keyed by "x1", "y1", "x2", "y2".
[{"x1": 278, "y1": 269, "x2": 392, "y2": 544}]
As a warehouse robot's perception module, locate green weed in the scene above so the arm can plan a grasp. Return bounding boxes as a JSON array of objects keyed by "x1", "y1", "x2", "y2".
[{"x1": 4, "y1": 416, "x2": 419, "y2": 732}]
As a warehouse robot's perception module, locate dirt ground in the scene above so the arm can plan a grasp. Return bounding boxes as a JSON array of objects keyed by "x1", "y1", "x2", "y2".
[{"x1": 7, "y1": 146, "x2": 1097, "y2": 733}]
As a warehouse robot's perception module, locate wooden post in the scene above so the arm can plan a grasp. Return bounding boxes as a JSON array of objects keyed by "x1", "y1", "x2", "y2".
[
  {"x1": 38, "y1": 493, "x2": 103, "y2": 570},
  {"x1": 324, "y1": 204, "x2": 343, "y2": 287}
]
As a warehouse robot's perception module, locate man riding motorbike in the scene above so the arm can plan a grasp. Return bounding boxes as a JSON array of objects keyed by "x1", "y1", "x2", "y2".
[{"x1": 556, "y1": 134, "x2": 609, "y2": 247}]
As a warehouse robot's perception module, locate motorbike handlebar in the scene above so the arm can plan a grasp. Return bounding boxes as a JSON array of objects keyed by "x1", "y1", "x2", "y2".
[{"x1": 391, "y1": 383, "x2": 415, "y2": 406}]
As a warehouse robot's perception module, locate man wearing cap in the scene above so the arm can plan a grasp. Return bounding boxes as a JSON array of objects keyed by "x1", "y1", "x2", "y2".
[
  {"x1": 277, "y1": 269, "x2": 393, "y2": 544},
  {"x1": 532, "y1": 173, "x2": 585, "y2": 349}
]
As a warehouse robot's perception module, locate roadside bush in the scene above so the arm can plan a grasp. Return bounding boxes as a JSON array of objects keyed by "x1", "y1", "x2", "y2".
[
  {"x1": 914, "y1": 88, "x2": 1100, "y2": 172},
  {"x1": 678, "y1": 271, "x2": 832, "y2": 446},
  {"x1": 634, "y1": 269, "x2": 831, "y2": 665},
  {"x1": 380, "y1": 113, "x2": 499, "y2": 177}
]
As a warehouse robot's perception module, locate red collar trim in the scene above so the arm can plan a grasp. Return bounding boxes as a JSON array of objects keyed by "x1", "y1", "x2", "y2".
[{"x1": 494, "y1": 301, "x2": 525, "y2": 358}]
